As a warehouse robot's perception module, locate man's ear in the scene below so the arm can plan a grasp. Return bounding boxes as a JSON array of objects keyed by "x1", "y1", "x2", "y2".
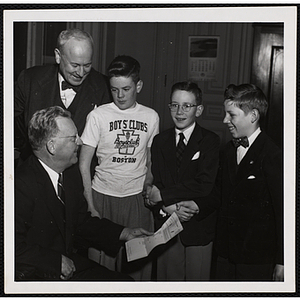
[
  {"x1": 136, "y1": 80, "x2": 143, "y2": 93},
  {"x1": 54, "y1": 48, "x2": 61, "y2": 64},
  {"x1": 46, "y1": 139, "x2": 56, "y2": 155},
  {"x1": 196, "y1": 105, "x2": 204, "y2": 117},
  {"x1": 251, "y1": 109, "x2": 260, "y2": 123}
]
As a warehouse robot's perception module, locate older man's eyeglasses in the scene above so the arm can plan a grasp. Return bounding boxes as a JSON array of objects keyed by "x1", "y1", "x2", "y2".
[
  {"x1": 56, "y1": 134, "x2": 80, "y2": 143},
  {"x1": 168, "y1": 103, "x2": 198, "y2": 112}
]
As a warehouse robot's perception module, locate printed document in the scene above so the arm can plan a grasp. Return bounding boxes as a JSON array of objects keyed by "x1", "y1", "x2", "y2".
[{"x1": 125, "y1": 212, "x2": 183, "y2": 262}]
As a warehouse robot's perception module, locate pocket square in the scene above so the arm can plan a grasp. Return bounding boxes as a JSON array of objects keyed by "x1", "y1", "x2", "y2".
[
  {"x1": 192, "y1": 151, "x2": 200, "y2": 160},
  {"x1": 247, "y1": 175, "x2": 256, "y2": 179}
]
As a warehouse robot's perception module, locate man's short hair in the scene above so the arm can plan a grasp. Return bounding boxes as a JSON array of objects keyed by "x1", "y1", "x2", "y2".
[
  {"x1": 57, "y1": 28, "x2": 94, "y2": 52},
  {"x1": 107, "y1": 55, "x2": 140, "y2": 84},
  {"x1": 28, "y1": 106, "x2": 71, "y2": 151},
  {"x1": 170, "y1": 81, "x2": 203, "y2": 105},
  {"x1": 224, "y1": 84, "x2": 268, "y2": 120}
]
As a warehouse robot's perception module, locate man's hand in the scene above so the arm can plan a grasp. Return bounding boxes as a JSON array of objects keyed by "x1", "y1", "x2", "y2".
[
  {"x1": 119, "y1": 227, "x2": 153, "y2": 241},
  {"x1": 61, "y1": 255, "x2": 76, "y2": 280},
  {"x1": 273, "y1": 264, "x2": 284, "y2": 281}
]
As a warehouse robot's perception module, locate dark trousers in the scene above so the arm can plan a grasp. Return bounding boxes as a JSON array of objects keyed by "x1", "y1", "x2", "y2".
[
  {"x1": 16, "y1": 256, "x2": 133, "y2": 281},
  {"x1": 70, "y1": 254, "x2": 133, "y2": 281},
  {"x1": 215, "y1": 256, "x2": 274, "y2": 281},
  {"x1": 71, "y1": 260, "x2": 133, "y2": 281}
]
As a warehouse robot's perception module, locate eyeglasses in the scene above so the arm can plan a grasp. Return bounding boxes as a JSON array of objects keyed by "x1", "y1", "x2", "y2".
[
  {"x1": 56, "y1": 134, "x2": 80, "y2": 143},
  {"x1": 168, "y1": 103, "x2": 198, "y2": 112}
]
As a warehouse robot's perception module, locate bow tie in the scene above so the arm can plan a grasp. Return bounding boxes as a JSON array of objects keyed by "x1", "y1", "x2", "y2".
[
  {"x1": 62, "y1": 81, "x2": 80, "y2": 93},
  {"x1": 232, "y1": 136, "x2": 249, "y2": 148}
]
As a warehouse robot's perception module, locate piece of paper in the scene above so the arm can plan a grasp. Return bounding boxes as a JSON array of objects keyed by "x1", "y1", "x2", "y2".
[{"x1": 125, "y1": 212, "x2": 183, "y2": 262}]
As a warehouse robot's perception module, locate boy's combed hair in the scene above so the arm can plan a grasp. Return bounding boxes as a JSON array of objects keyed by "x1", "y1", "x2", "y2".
[
  {"x1": 224, "y1": 83, "x2": 268, "y2": 119},
  {"x1": 107, "y1": 55, "x2": 140, "y2": 83},
  {"x1": 28, "y1": 106, "x2": 71, "y2": 151},
  {"x1": 57, "y1": 28, "x2": 94, "y2": 52},
  {"x1": 170, "y1": 81, "x2": 203, "y2": 105}
]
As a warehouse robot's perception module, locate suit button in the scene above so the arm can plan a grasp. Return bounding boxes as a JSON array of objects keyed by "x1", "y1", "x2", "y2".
[
  {"x1": 229, "y1": 200, "x2": 234, "y2": 205},
  {"x1": 229, "y1": 221, "x2": 234, "y2": 226}
]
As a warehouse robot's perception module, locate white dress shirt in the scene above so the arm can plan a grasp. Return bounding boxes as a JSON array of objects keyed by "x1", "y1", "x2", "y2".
[
  {"x1": 38, "y1": 159, "x2": 60, "y2": 196},
  {"x1": 237, "y1": 127, "x2": 261, "y2": 165},
  {"x1": 58, "y1": 73, "x2": 77, "y2": 108},
  {"x1": 175, "y1": 122, "x2": 196, "y2": 146}
]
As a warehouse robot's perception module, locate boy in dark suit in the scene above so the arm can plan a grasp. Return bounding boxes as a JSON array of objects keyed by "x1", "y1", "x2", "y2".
[
  {"x1": 214, "y1": 83, "x2": 283, "y2": 281},
  {"x1": 145, "y1": 81, "x2": 220, "y2": 280}
]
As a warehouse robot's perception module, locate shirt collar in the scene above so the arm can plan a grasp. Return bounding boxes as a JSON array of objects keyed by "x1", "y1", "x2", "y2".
[
  {"x1": 248, "y1": 127, "x2": 261, "y2": 147},
  {"x1": 58, "y1": 73, "x2": 64, "y2": 90},
  {"x1": 175, "y1": 122, "x2": 196, "y2": 144},
  {"x1": 38, "y1": 159, "x2": 60, "y2": 193}
]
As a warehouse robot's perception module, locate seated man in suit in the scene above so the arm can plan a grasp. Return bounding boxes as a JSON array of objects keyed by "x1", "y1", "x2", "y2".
[
  {"x1": 14, "y1": 28, "x2": 111, "y2": 161},
  {"x1": 15, "y1": 106, "x2": 151, "y2": 281},
  {"x1": 145, "y1": 81, "x2": 220, "y2": 280}
]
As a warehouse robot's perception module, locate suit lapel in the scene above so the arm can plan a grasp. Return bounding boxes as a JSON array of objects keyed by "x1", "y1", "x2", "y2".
[
  {"x1": 69, "y1": 75, "x2": 99, "y2": 134},
  {"x1": 226, "y1": 144, "x2": 238, "y2": 185},
  {"x1": 33, "y1": 158, "x2": 66, "y2": 241},
  {"x1": 63, "y1": 170, "x2": 76, "y2": 251},
  {"x1": 177, "y1": 124, "x2": 203, "y2": 180},
  {"x1": 37, "y1": 65, "x2": 61, "y2": 108},
  {"x1": 236, "y1": 132, "x2": 266, "y2": 183},
  {"x1": 161, "y1": 129, "x2": 178, "y2": 182}
]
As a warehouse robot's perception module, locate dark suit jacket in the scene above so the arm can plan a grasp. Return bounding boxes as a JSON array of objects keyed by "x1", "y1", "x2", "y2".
[
  {"x1": 215, "y1": 131, "x2": 283, "y2": 265},
  {"x1": 15, "y1": 155, "x2": 124, "y2": 280},
  {"x1": 14, "y1": 64, "x2": 111, "y2": 159},
  {"x1": 151, "y1": 123, "x2": 220, "y2": 246}
]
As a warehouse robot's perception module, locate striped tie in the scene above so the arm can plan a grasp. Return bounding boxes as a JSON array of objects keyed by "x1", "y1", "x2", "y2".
[
  {"x1": 176, "y1": 133, "x2": 186, "y2": 170},
  {"x1": 57, "y1": 173, "x2": 65, "y2": 205}
]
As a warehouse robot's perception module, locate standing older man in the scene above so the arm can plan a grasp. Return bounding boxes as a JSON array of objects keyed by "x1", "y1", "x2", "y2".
[
  {"x1": 15, "y1": 106, "x2": 151, "y2": 281},
  {"x1": 15, "y1": 28, "x2": 111, "y2": 161}
]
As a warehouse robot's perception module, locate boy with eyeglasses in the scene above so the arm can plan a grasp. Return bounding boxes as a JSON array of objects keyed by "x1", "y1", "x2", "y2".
[{"x1": 145, "y1": 81, "x2": 220, "y2": 280}]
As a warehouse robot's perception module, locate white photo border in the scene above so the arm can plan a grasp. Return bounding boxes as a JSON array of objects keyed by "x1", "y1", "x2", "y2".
[{"x1": 4, "y1": 5, "x2": 297, "y2": 295}]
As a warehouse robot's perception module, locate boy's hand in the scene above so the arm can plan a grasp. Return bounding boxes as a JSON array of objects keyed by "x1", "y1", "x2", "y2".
[
  {"x1": 142, "y1": 183, "x2": 153, "y2": 207},
  {"x1": 176, "y1": 200, "x2": 199, "y2": 214},
  {"x1": 144, "y1": 185, "x2": 162, "y2": 206},
  {"x1": 162, "y1": 204, "x2": 177, "y2": 215},
  {"x1": 119, "y1": 227, "x2": 153, "y2": 241},
  {"x1": 163, "y1": 200, "x2": 199, "y2": 222}
]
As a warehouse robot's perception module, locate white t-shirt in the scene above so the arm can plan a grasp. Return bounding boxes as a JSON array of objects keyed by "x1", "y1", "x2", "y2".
[{"x1": 81, "y1": 102, "x2": 160, "y2": 197}]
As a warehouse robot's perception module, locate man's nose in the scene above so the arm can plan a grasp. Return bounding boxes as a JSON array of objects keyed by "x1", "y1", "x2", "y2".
[{"x1": 76, "y1": 66, "x2": 84, "y2": 77}]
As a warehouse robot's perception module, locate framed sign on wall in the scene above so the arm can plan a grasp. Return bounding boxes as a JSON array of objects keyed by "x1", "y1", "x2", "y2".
[{"x1": 188, "y1": 36, "x2": 219, "y2": 81}]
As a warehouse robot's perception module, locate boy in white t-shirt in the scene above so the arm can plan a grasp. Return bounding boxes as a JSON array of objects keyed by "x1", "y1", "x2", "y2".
[{"x1": 79, "y1": 55, "x2": 159, "y2": 280}]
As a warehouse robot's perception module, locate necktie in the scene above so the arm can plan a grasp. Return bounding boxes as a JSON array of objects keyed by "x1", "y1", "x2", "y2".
[
  {"x1": 232, "y1": 136, "x2": 249, "y2": 148},
  {"x1": 176, "y1": 132, "x2": 186, "y2": 170},
  {"x1": 57, "y1": 173, "x2": 65, "y2": 205},
  {"x1": 62, "y1": 81, "x2": 80, "y2": 93}
]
